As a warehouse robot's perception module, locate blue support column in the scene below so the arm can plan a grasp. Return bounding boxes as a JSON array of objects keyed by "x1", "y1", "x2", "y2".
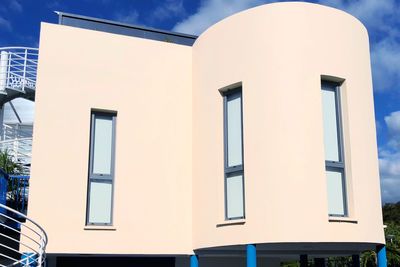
[
  {"x1": 247, "y1": 244, "x2": 257, "y2": 267},
  {"x1": 352, "y1": 254, "x2": 360, "y2": 267},
  {"x1": 377, "y1": 245, "x2": 387, "y2": 267},
  {"x1": 190, "y1": 255, "x2": 198, "y2": 267},
  {"x1": 300, "y1": 254, "x2": 308, "y2": 267},
  {"x1": 314, "y1": 258, "x2": 325, "y2": 267}
]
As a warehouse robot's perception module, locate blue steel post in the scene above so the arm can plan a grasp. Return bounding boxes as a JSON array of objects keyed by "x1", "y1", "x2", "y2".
[
  {"x1": 247, "y1": 244, "x2": 257, "y2": 267},
  {"x1": 190, "y1": 255, "x2": 198, "y2": 267},
  {"x1": 300, "y1": 254, "x2": 308, "y2": 267},
  {"x1": 377, "y1": 245, "x2": 387, "y2": 267},
  {"x1": 0, "y1": 170, "x2": 7, "y2": 215},
  {"x1": 352, "y1": 254, "x2": 360, "y2": 267},
  {"x1": 314, "y1": 258, "x2": 325, "y2": 267}
]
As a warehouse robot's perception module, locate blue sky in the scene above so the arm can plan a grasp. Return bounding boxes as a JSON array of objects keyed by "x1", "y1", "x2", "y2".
[{"x1": 1, "y1": 0, "x2": 399, "y2": 203}]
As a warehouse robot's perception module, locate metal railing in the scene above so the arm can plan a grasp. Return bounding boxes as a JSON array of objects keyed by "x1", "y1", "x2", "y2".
[
  {"x1": 7, "y1": 175, "x2": 29, "y2": 216},
  {"x1": 0, "y1": 47, "x2": 38, "y2": 92},
  {"x1": 0, "y1": 138, "x2": 32, "y2": 170},
  {"x1": 0, "y1": 203, "x2": 47, "y2": 266},
  {"x1": 2, "y1": 124, "x2": 33, "y2": 140},
  {"x1": 0, "y1": 123, "x2": 33, "y2": 174}
]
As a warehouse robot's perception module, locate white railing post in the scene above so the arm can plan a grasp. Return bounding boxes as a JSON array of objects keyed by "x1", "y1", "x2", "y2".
[
  {"x1": 6, "y1": 52, "x2": 11, "y2": 88},
  {"x1": 0, "y1": 203, "x2": 48, "y2": 267},
  {"x1": 0, "y1": 51, "x2": 8, "y2": 91},
  {"x1": 37, "y1": 238, "x2": 43, "y2": 266},
  {"x1": 0, "y1": 110, "x2": 3, "y2": 141},
  {"x1": 13, "y1": 138, "x2": 18, "y2": 162},
  {"x1": 0, "y1": 47, "x2": 38, "y2": 92},
  {"x1": 22, "y1": 49, "x2": 28, "y2": 89}
]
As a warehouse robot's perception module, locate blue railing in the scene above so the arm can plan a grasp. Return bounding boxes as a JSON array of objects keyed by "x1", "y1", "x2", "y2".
[
  {"x1": 8, "y1": 174, "x2": 29, "y2": 216},
  {"x1": 0, "y1": 169, "x2": 30, "y2": 218},
  {"x1": 0, "y1": 169, "x2": 7, "y2": 215}
]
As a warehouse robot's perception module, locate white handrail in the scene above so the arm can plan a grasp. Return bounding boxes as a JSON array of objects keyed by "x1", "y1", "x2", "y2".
[
  {"x1": 0, "y1": 123, "x2": 33, "y2": 173},
  {"x1": 0, "y1": 47, "x2": 38, "y2": 92},
  {"x1": 0, "y1": 138, "x2": 32, "y2": 169},
  {"x1": 0, "y1": 203, "x2": 47, "y2": 266}
]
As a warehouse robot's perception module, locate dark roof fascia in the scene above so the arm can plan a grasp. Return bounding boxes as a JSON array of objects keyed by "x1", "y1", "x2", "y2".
[{"x1": 55, "y1": 11, "x2": 198, "y2": 46}]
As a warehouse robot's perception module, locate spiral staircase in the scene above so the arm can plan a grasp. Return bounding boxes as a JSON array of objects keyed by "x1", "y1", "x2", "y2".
[
  {"x1": 0, "y1": 47, "x2": 47, "y2": 266},
  {"x1": 0, "y1": 47, "x2": 37, "y2": 104},
  {"x1": 0, "y1": 47, "x2": 37, "y2": 174},
  {"x1": 0, "y1": 203, "x2": 47, "y2": 266}
]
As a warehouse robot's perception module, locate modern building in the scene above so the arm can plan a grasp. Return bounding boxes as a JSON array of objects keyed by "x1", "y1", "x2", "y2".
[{"x1": 1, "y1": 2, "x2": 387, "y2": 266}]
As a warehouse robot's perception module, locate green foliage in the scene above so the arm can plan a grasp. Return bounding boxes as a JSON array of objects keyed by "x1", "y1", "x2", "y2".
[
  {"x1": 281, "y1": 261, "x2": 299, "y2": 267},
  {"x1": 385, "y1": 222, "x2": 400, "y2": 266},
  {"x1": 360, "y1": 203, "x2": 400, "y2": 267},
  {"x1": 326, "y1": 257, "x2": 352, "y2": 267},
  {"x1": 0, "y1": 149, "x2": 26, "y2": 212},
  {"x1": 361, "y1": 250, "x2": 376, "y2": 267},
  {"x1": 383, "y1": 202, "x2": 400, "y2": 223},
  {"x1": 0, "y1": 149, "x2": 22, "y2": 174}
]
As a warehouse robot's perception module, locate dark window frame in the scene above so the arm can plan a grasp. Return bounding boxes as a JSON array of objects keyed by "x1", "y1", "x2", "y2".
[
  {"x1": 322, "y1": 80, "x2": 348, "y2": 217},
  {"x1": 86, "y1": 111, "x2": 117, "y2": 226},
  {"x1": 223, "y1": 87, "x2": 246, "y2": 220}
]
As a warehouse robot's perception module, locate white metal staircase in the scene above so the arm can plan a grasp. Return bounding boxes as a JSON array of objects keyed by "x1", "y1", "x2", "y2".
[
  {"x1": 0, "y1": 47, "x2": 43, "y2": 265},
  {"x1": 0, "y1": 203, "x2": 47, "y2": 266},
  {"x1": 0, "y1": 123, "x2": 33, "y2": 174},
  {"x1": 0, "y1": 47, "x2": 37, "y2": 175},
  {"x1": 0, "y1": 47, "x2": 38, "y2": 105}
]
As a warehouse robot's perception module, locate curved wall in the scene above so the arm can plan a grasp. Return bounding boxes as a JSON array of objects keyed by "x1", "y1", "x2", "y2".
[{"x1": 192, "y1": 2, "x2": 384, "y2": 250}]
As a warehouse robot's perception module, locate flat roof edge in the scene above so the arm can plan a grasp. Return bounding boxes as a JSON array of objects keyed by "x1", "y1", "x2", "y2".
[{"x1": 55, "y1": 11, "x2": 198, "y2": 46}]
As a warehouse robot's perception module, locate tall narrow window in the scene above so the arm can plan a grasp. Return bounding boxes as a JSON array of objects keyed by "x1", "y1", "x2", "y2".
[
  {"x1": 321, "y1": 81, "x2": 347, "y2": 217},
  {"x1": 223, "y1": 88, "x2": 245, "y2": 220},
  {"x1": 86, "y1": 111, "x2": 116, "y2": 225}
]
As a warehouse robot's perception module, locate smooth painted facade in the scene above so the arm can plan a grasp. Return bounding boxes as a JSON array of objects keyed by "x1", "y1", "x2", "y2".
[
  {"x1": 192, "y1": 2, "x2": 384, "y2": 252},
  {"x1": 25, "y1": 2, "x2": 384, "y2": 265},
  {"x1": 28, "y1": 22, "x2": 193, "y2": 255}
]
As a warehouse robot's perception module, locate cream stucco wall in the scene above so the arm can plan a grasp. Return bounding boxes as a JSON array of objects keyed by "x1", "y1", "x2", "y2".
[
  {"x1": 27, "y1": 23, "x2": 193, "y2": 254},
  {"x1": 192, "y1": 2, "x2": 384, "y2": 251},
  {"x1": 26, "y1": 1, "x2": 384, "y2": 257}
]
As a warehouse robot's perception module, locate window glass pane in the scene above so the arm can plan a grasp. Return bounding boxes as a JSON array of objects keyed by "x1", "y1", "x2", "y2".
[
  {"x1": 322, "y1": 88, "x2": 340, "y2": 162},
  {"x1": 227, "y1": 95, "x2": 242, "y2": 167},
  {"x1": 326, "y1": 170, "x2": 345, "y2": 216},
  {"x1": 88, "y1": 181, "x2": 112, "y2": 224},
  {"x1": 226, "y1": 174, "x2": 244, "y2": 218},
  {"x1": 93, "y1": 116, "x2": 113, "y2": 175}
]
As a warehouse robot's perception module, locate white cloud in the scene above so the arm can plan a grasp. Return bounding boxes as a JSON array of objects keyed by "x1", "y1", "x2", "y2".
[
  {"x1": 371, "y1": 39, "x2": 400, "y2": 92},
  {"x1": 114, "y1": 10, "x2": 140, "y2": 25},
  {"x1": 172, "y1": 0, "x2": 268, "y2": 35},
  {"x1": 173, "y1": 0, "x2": 400, "y2": 92},
  {"x1": 385, "y1": 111, "x2": 400, "y2": 136},
  {"x1": 115, "y1": 1, "x2": 187, "y2": 26},
  {"x1": 4, "y1": 98, "x2": 35, "y2": 124},
  {"x1": 380, "y1": 175, "x2": 400, "y2": 204},
  {"x1": 318, "y1": 0, "x2": 398, "y2": 32},
  {"x1": 379, "y1": 111, "x2": 400, "y2": 203},
  {"x1": 172, "y1": 0, "x2": 399, "y2": 36},
  {"x1": 0, "y1": 0, "x2": 23, "y2": 31},
  {"x1": 376, "y1": 120, "x2": 382, "y2": 134},
  {"x1": 46, "y1": 1, "x2": 65, "y2": 10},
  {"x1": 379, "y1": 150, "x2": 400, "y2": 203},
  {"x1": 383, "y1": 111, "x2": 400, "y2": 149},
  {"x1": 8, "y1": 0, "x2": 22, "y2": 13},
  {"x1": 0, "y1": 0, "x2": 22, "y2": 13},
  {"x1": 0, "y1": 16, "x2": 11, "y2": 32},
  {"x1": 151, "y1": 0, "x2": 186, "y2": 22},
  {"x1": 318, "y1": 0, "x2": 400, "y2": 92}
]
